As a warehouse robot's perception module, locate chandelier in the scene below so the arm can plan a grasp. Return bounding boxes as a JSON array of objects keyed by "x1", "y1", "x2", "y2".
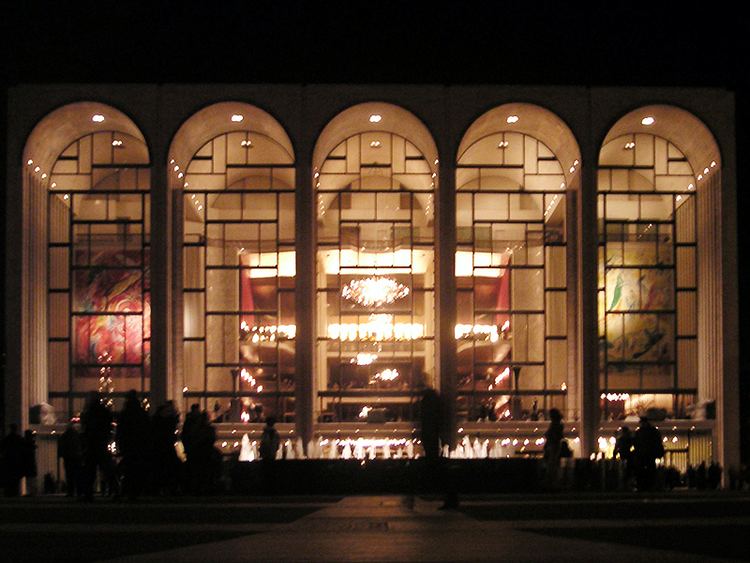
[
  {"x1": 371, "y1": 368, "x2": 399, "y2": 383},
  {"x1": 342, "y1": 277, "x2": 409, "y2": 307}
]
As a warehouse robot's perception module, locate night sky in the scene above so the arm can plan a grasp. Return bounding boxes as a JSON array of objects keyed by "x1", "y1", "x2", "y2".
[{"x1": 1, "y1": 1, "x2": 749, "y2": 455}]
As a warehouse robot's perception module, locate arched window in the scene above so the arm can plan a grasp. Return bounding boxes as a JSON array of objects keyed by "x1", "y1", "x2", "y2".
[
  {"x1": 456, "y1": 112, "x2": 570, "y2": 423},
  {"x1": 315, "y1": 111, "x2": 437, "y2": 423},
  {"x1": 47, "y1": 129, "x2": 151, "y2": 416},
  {"x1": 181, "y1": 123, "x2": 295, "y2": 421},
  {"x1": 598, "y1": 122, "x2": 700, "y2": 419}
]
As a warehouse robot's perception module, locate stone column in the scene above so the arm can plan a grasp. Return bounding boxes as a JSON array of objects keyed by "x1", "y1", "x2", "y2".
[
  {"x1": 150, "y1": 156, "x2": 170, "y2": 409},
  {"x1": 295, "y1": 149, "x2": 315, "y2": 448},
  {"x1": 699, "y1": 170, "x2": 740, "y2": 472},
  {"x1": 437, "y1": 157, "x2": 457, "y2": 448},
  {"x1": 578, "y1": 154, "x2": 599, "y2": 457},
  {"x1": 565, "y1": 188, "x2": 579, "y2": 423}
]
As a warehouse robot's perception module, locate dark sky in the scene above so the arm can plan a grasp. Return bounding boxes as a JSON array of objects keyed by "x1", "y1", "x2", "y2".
[{"x1": 1, "y1": 2, "x2": 746, "y2": 87}]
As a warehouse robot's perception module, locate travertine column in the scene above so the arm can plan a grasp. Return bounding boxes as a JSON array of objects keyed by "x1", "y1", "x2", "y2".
[
  {"x1": 295, "y1": 149, "x2": 315, "y2": 448},
  {"x1": 565, "y1": 188, "x2": 579, "y2": 422},
  {"x1": 578, "y1": 156, "x2": 599, "y2": 457},
  {"x1": 698, "y1": 170, "x2": 740, "y2": 471},
  {"x1": 150, "y1": 158, "x2": 170, "y2": 408},
  {"x1": 437, "y1": 157, "x2": 457, "y2": 448},
  {"x1": 172, "y1": 187, "x2": 185, "y2": 403},
  {"x1": 23, "y1": 172, "x2": 50, "y2": 422}
]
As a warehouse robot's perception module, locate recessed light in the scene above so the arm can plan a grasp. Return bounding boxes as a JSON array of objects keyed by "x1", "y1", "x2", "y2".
[
  {"x1": 506, "y1": 115, "x2": 519, "y2": 124},
  {"x1": 641, "y1": 116, "x2": 655, "y2": 126},
  {"x1": 369, "y1": 114, "x2": 382, "y2": 123},
  {"x1": 231, "y1": 114, "x2": 244, "y2": 122},
  {"x1": 92, "y1": 114, "x2": 105, "y2": 123}
]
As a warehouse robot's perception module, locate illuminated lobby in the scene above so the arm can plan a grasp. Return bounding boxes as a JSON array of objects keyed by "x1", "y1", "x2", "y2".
[{"x1": 3, "y1": 85, "x2": 739, "y2": 476}]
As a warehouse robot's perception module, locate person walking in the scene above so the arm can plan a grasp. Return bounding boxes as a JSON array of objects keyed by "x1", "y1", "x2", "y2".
[
  {"x1": 543, "y1": 408, "x2": 564, "y2": 490},
  {"x1": 116, "y1": 390, "x2": 151, "y2": 499},
  {"x1": 633, "y1": 416, "x2": 664, "y2": 491},
  {"x1": 151, "y1": 401, "x2": 181, "y2": 495},
  {"x1": 57, "y1": 423, "x2": 83, "y2": 497},
  {"x1": 1, "y1": 424, "x2": 25, "y2": 497},
  {"x1": 21, "y1": 430, "x2": 38, "y2": 496},
  {"x1": 259, "y1": 416, "x2": 280, "y2": 494},
  {"x1": 614, "y1": 425, "x2": 634, "y2": 490},
  {"x1": 80, "y1": 391, "x2": 119, "y2": 501}
]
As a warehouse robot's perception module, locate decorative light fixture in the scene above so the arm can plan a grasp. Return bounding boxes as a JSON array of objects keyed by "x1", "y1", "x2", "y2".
[
  {"x1": 497, "y1": 140, "x2": 509, "y2": 148},
  {"x1": 641, "y1": 116, "x2": 655, "y2": 126},
  {"x1": 624, "y1": 141, "x2": 635, "y2": 150},
  {"x1": 92, "y1": 114, "x2": 105, "y2": 123},
  {"x1": 506, "y1": 115, "x2": 519, "y2": 124},
  {"x1": 241, "y1": 139, "x2": 253, "y2": 148},
  {"x1": 351, "y1": 353, "x2": 378, "y2": 366},
  {"x1": 27, "y1": 159, "x2": 33, "y2": 166},
  {"x1": 231, "y1": 114, "x2": 244, "y2": 122},
  {"x1": 342, "y1": 277, "x2": 409, "y2": 307},
  {"x1": 372, "y1": 368, "x2": 399, "y2": 382},
  {"x1": 368, "y1": 114, "x2": 382, "y2": 123},
  {"x1": 112, "y1": 139, "x2": 123, "y2": 147},
  {"x1": 369, "y1": 140, "x2": 382, "y2": 148}
]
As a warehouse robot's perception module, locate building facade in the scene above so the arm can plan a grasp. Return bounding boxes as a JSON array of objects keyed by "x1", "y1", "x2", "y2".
[{"x1": 3, "y1": 84, "x2": 740, "y2": 473}]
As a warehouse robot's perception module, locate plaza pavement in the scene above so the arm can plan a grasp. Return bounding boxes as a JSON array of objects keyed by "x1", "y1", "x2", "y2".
[{"x1": 1, "y1": 493, "x2": 749, "y2": 562}]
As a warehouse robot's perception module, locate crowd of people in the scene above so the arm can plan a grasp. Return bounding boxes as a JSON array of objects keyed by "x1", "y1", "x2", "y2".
[
  {"x1": 0, "y1": 388, "x2": 737, "y2": 498},
  {"x1": 10, "y1": 391, "x2": 224, "y2": 500}
]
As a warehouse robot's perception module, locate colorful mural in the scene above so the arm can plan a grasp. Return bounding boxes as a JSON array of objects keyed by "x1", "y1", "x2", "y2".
[{"x1": 73, "y1": 251, "x2": 150, "y2": 375}]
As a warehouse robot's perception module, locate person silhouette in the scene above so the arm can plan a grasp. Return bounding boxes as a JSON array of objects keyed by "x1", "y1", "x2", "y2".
[
  {"x1": 80, "y1": 391, "x2": 119, "y2": 501},
  {"x1": 1, "y1": 424, "x2": 25, "y2": 496},
  {"x1": 58, "y1": 422, "x2": 83, "y2": 497},
  {"x1": 633, "y1": 416, "x2": 664, "y2": 491},
  {"x1": 259, "y1": 416, "x2": 280, "y2": 494},
  {"x1": 543, "y1": 408, "x2": 564, "y2": 490}
]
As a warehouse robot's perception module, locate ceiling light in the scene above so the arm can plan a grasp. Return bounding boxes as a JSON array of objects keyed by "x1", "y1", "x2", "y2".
[
  {"x1": 624, "y1": 141, "x2": 635, "y2": 150},
  {"x1": 27, "y1": 159, "x2": 33, "y2": 166},
  {"x1": 240, "y1": 139, "x2": 253, "y2": 148},
  {"x1": 41, "y1": 173, "x2": 47, "y2": 179},
  {"x1": 506, "y1": 115, "x2": 519, "y2": 124},
  {"x1": 92, "y1": 114, "x2": 105, "y2": 123},
  {"x1": 231, "y1": 114, "x2": 244, "y2": 122},
  {"x1": 62, "y1": 194, "x2": 69, "y2": 200},
  {"x1": 342, "y1": 277, "x2": 410, "y2": 307},
  {"x1": 497, "y1": 140, "x2": 509, "y2": 148},
  {"x1": 112, "y1": 139, "x2": 123, "y2": 147},
  {"x1": 641, "y1": 116, "x2": 655, "y2": 126},
  {"x1": 687, "y1": 183, "x2": 694, "y2": 190},
  {"x1": 173, "y1": 165, "x2": 179, "y2": 172},
  {"x1": 34, "y1": 166, "x2": 40, "y2": 173},
  {"x1": 51, "y1": 182, "x2": 56, "y2": 188},
  {"x1": 711, "y1": 161, "x2": 717, "y2": 167},
  {"x1": 703, "y1": 167, "x2": 709, "y2": 174},
  {"x1": 368, "y1": 114, "x2": 382, "y2": 123},
  {"x1": 369, "y1": 140, "x2": 382, "y2": 148}
]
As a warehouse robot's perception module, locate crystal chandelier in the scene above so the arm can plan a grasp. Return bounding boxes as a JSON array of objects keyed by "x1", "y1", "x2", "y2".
[{"x1": 342, "y1": 277, "x2": 409, "y2": 307}]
